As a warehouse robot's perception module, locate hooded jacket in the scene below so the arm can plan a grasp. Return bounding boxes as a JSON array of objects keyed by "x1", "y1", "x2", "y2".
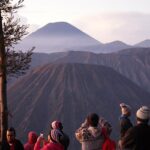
[{"x1": 24, "y1": 131, "x2": 38, "y2": 150}]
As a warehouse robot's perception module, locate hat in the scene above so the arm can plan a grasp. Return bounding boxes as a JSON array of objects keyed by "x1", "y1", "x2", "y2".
[
  {"x1": 51, "y1": 121, "x2": 63, "y2": 130},
  {"x1": 50, "y1": 129, "x2": 62, "y2": 143},
  {"x1": 120, "y1": 103, "x2": 131, "y2": 115},
  {"x1": 136, "y1": 106, "x2": 150, "y2": 120}
]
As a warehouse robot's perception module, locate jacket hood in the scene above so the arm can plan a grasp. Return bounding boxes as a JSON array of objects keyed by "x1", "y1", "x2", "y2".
[
  {"x1": 88, "y1": 126, "x2": 102, "y2": 137},
  {"x1": 28, "y1": 131, "x2": 38, "y2": 144}
]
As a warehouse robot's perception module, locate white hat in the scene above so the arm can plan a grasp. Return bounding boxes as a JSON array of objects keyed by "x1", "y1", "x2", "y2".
[
  {"x1": 136, "y1": 106, "x2": 150, "y2": 120},
  {"x1": 120, "y1": 103, "x2": 131, "y2": 115}
]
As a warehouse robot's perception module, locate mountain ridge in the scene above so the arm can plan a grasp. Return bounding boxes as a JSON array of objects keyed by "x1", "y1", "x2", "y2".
[
  {"x1": 16, "y1": 22, "x2": 136, "y2": 53},
  {"x1": 27, "y1": 47, "x2": 150, "y2": 93},
  {"x1": 135, "y1": 39, "x2": 150, "y2": 47}
]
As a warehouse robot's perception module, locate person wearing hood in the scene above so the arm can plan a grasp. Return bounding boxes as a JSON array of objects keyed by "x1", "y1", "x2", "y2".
[
  {"x1": 75, "y1": 113, "x2": 104, "y2": 150},
  {"x1": 51, "y1": 121, "x2": 70, "y2": 150},
  {"x1": 24, "y1": 131, "x2": 38, "y2": 150}
]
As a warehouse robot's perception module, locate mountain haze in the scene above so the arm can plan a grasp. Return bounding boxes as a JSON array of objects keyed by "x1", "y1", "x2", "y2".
[
  {"x1": 8, "y1": 63, "x2": 150, "y2": 150},
  {"x1": 16, "y1": 22, "x2": 134, "y2": 53}
]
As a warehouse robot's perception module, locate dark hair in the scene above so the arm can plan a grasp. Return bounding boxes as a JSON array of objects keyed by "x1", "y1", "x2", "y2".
[
  {"x1": 7, "y1": 127, "x2": 16, "y2": 136},
  {"x1": 137, "y1": 117, "x2": 149, "y2": 124},
  {"x1": 87, "y1": 113, "x2": 99, "y2": 127}
]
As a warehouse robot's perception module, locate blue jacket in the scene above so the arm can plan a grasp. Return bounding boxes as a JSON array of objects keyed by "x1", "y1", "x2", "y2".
[{"x1": 119, "y1": 115, "x2": 133, "y2": 138}]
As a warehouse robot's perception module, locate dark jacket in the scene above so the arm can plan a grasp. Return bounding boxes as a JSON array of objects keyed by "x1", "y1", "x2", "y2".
[
  {"x1": 121, "y1": 123, "x2": 150, "y2": 150},
  {"x1": 59, "y1": 132, "x2": 70, "y2": 150},
  {"x1": 2, "y1": 139, "x2": 24, "y2": 150},
  {"x1": 119, "y1": 115, "x2": 133, "y2": 138}
]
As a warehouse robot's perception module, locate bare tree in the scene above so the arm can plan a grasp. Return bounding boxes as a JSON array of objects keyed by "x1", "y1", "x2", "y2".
[{"x1": 0, "y1": 0, "x2": 34, "y2": 145}]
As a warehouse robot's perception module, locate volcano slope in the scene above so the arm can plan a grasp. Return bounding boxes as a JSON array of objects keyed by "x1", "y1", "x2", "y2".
[{"x1": 8, "y1": 63, "x2": 150, "y2": 150}]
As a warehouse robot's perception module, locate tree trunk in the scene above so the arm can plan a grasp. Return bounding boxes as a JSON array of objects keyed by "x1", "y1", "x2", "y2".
[{"x1": 0, "y1": 9, "x2": 8, "y2": 146}]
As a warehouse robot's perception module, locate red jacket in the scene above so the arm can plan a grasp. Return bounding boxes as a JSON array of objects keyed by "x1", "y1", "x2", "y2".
[
  {"x1": 102, "y1": 137, "x2": 116, "y2": 150},
  {"x1": 102, "y1": 128, "x2": 116, "y2": 150},
  {"x1": 34, "y1": 138, "x2": 64, "y2": 150},
  {"x1": 42, "y1": 143, "x2": 64, "y2": 150},
  {"x1": 24, "y1": 131, "x2": 38, "y2": 150}
]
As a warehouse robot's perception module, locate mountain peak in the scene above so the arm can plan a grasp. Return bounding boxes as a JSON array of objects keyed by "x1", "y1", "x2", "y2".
[
  {"x1": 34, "y1": 22, "x2": 85, "y2": 36},
  {"x1": 105, "y1": 40, "x2": 130, "y2": 46},
  {"x1": 17, "y1": 21, "x2": 102, "y2": 53},
  {"x1": 135, "y1": 39, "x2": 150, "y2": 47}
]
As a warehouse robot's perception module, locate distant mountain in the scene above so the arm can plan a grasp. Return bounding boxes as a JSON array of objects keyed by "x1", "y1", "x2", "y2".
[
  {"x1": 135, "y1": 39, "x2": 150, "y2": 47},
  {"x1": 103, "y1": 40, "x2": 131, "y2": 53},
  {"x1": 16, "y1": 22, "x2": 133, "y2": 53},
  {"x1": 8, "y1": 63, "x2": 150, "y2": 150},
  {"x1": 74, "y1": 40, "x2": 132, "y2": 53},
  {"x1": 16, "y1": 22, "x2": 103, "y2": 53}
]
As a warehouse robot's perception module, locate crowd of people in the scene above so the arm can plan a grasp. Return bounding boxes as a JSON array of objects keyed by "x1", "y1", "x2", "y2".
[
  {"x1": 1, "y1": 121, "x2": 69, "y2": 150},
  {"x1": 1, "y1": 105, "x2": 150, "y2": 150}
]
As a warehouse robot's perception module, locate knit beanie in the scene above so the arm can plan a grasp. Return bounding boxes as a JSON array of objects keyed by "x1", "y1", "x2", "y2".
[
  {"x1": 51, "y1": 121, "x2": 63, "y2": 130},
  {"x1": 136, "y1": 106, "x2": 150, "y2": 120},
  {"x1": 120, "y1": 103, "x2": 131, "y2": 115}
]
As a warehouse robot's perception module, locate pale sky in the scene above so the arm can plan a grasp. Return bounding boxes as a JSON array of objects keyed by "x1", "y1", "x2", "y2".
[{"x1": 16, "y1": 0, "x2": 150, "y2": 44}]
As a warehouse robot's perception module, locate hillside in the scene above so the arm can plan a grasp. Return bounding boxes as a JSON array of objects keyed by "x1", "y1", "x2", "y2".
[
  {"x1": 8, "y1": 63, "x2": 150, "y2": 149},
  {"x1": 44, "y1": 48, "x2": 150, "y2": 93}
]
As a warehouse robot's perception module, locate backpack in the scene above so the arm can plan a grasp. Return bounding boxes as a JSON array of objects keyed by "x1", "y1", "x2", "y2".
[{"x1": 102, "y1": 128, "x2": 116, "y2": 150}]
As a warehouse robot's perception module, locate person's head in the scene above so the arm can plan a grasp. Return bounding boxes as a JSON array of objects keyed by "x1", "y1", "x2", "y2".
[
  {"x1": 48, "y1": 129, "x2": 62, "y2": 143},
  {"x1": 136, "y1": 106, "x2": 150, "y2": 124},
  {"x1": 51, "y1": 121, "x2": 63, "y2": 130},
  {"x1": 87, "y1": 113, "x2": 99, "y2": 127},
  {"x1": 120, "y1": 103, "x2": 131, "y2": 116},
  {"x1": 28, "y1": 131, "x2": 38, "y2": 144},
  {"x1": 6, "y1": 127, "x2": 16, "y2": 144}
]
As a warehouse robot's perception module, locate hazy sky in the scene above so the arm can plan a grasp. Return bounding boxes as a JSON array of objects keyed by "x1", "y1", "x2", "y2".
[{"x1": 17, "y1": 0, "x2": 150, "y2": 44}]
